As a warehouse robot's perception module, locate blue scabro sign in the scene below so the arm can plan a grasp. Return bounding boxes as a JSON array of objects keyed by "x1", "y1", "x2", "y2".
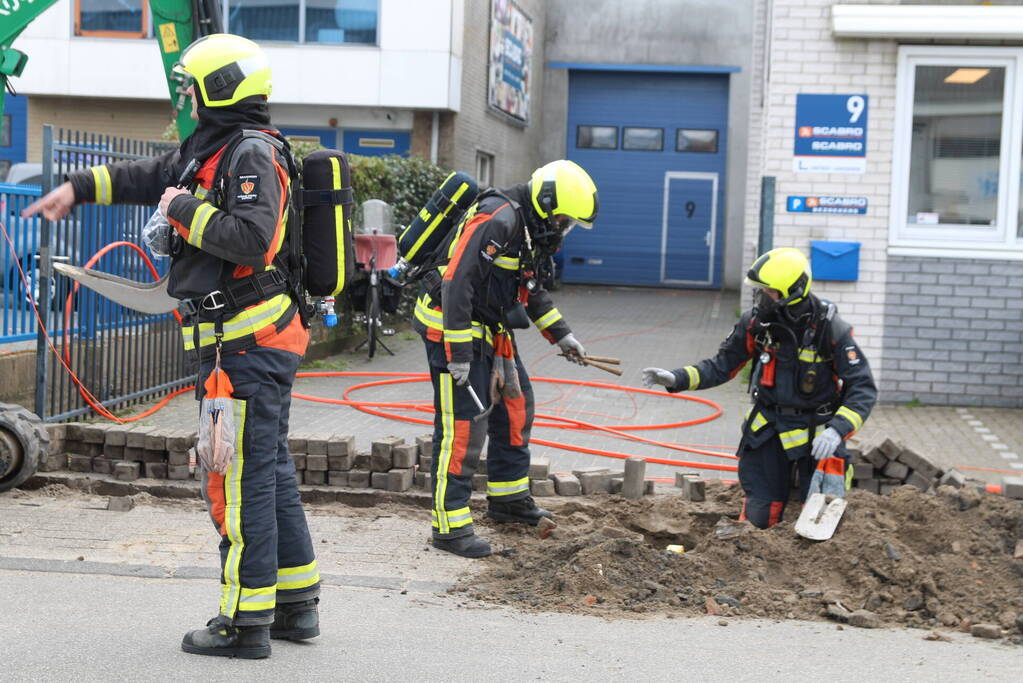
[
  {"x1": 787, "y1": 196, "x2": 868, "y2": 215},
  {"x1": 793, "y1": 94, "x2": 868, "y2": 174}
]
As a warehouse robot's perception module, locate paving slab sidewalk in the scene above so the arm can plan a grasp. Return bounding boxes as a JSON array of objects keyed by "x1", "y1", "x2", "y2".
[{"x1": 129, "y1": 285, "x2": 1022, "y2": 487}]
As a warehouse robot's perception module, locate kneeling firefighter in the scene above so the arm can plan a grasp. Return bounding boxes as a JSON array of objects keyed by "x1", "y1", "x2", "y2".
[
  {"x1": 23, "y1": 34, "x2": 320, "y2": 658},
  {"x1": 413, "y1": 160, "x2": 599, "y2": 558},
  {"x1": 642, "y1": 248, "x2": 877, "y2": 529}
]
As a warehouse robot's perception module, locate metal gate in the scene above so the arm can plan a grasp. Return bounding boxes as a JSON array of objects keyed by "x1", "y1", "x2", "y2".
[{"x1": 34, "y1": 126, "x2": 191, "y2": 421}]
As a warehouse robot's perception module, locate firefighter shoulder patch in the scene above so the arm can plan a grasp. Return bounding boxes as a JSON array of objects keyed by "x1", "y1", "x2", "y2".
[
  {"x1": 845, "y1": 345, "x2": 860, "y2": 365},
  {"x1": 236, "y1": 175, "x2": 260, "y2": 203},
  {"x1": 480, "y1": 239, "x2": 502, "y2": 262}
]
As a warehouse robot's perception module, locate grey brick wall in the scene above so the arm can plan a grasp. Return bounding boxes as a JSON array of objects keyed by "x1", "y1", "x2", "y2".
[
  {"x1": 882, "y1": 256, "x2": 1023, "y2": 407},
  {"x1": 442, "y1": 0, "x2": 547, "y2": 186}
]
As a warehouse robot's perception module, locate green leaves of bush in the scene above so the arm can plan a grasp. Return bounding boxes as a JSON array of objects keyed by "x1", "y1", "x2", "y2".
[{"x1": 348, "y1": 154, "x2": 450, "y2": 229}]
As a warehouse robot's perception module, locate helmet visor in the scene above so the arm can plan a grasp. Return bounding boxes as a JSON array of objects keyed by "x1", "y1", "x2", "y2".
[{"x1": 553, "y1": 214, "x2": 581, "y2": 235}]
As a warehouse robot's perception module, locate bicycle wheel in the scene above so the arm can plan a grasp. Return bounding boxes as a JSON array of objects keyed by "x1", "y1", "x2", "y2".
[{"x1": 366, "y1": 281, "x2": 380, "y2": 358}]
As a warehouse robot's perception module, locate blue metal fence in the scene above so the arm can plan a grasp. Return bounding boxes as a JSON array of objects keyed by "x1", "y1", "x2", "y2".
[
  {"x1": 1, "y1": 183, "x2": 45, "y2": 342},
  {"x1": 7, "y1": 126, "x2": 194, "y2": 421}
]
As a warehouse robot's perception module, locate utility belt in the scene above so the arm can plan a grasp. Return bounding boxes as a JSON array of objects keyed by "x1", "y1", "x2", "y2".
[
  {"x1": 178, "y1": 269, "x2": 289, "y2": 320},
  {"x1": 757, "y1": 401, "x2": 836, "y2": 417}
]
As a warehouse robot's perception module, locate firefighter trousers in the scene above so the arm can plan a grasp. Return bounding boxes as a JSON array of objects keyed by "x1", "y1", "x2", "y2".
[
  {"x1": 424, "y1": 338, "x2": 534, "y2": 539},
  {"x1": 198, "y1": 345, "x2": 320, "y2": 626},
  {"x1": 737, "y1": 433, "x2": 848, "y2": 529}
]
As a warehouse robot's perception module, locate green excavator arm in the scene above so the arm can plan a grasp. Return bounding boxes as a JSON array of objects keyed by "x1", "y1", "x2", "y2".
[
  {"x1": 0, "y1": 0, "x2": 62, "y2": 120},
  {"x1": 150, "y1": 0, "x2": 223, "y2": 139},
  {"x1": 0, "y1": 0, "x2": 223, "y2": 137}
]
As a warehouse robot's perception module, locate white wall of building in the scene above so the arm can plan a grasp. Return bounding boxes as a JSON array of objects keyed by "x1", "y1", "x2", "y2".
[
  {"x1": 15, "y1": 0, "x2": 463, "y2": 110},
  {"x1": 748, "y1": 0, "x2": 897, "y2": 376}
]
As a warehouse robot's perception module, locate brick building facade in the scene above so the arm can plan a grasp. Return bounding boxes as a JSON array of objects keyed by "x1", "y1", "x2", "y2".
[{"x1": 747, "y1": 0, "x2": 1023, "y2": 407}]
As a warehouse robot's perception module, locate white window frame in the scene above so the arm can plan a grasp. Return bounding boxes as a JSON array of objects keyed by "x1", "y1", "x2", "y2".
[
  {"x1": 475, "y1": 150, "x2": 495, "y2": 188},
  {"x1": 889, "y1": 45, "x2": 1023, "y2": 260}
]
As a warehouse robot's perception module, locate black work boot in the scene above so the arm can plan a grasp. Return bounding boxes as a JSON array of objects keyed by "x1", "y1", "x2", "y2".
[
  {"x1": 486, "y1": 496, "x2": 553, "y2": 526},
  {"x1": 270, "y1": 598, "x2": 320, "y2": 641},
  {"x1": 181, "y1": 615, "x2": 271, "y2": 659},
  {"x1": 432, "y1": 533, "x2": 492, "y2": 558}
]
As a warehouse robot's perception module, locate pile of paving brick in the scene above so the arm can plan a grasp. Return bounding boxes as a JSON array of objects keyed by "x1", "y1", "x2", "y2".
[
  {"x1": 35, "y1": 424, "x2": 667, "y2": 499},
  {"x1": 847, "y1": 438, "x2": 951, "y2": 495},
  {"x1": 848, "y1": 437, "x2": 1023, "y2": 500}
]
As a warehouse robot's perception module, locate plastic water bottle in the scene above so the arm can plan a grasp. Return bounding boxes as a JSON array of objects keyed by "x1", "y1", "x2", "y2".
[{"x1": 319, "y1": 296, "x2": 338, "y2": 328}]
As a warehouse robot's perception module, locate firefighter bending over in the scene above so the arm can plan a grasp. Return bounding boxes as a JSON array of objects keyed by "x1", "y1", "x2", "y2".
[{"x1": 414, "y1": 160, "x2": 598, "y2": 557}]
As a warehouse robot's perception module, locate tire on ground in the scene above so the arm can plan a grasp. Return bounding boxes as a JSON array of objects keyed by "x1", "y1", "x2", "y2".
[{"x1": 0, "y1": 403, "x2": 49, "y2": 493}]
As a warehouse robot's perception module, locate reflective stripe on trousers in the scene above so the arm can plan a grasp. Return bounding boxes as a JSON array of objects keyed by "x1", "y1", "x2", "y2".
[
  {"x1": 426, "y1": 338, "x2": 533, "y2": 538},
  {"x1": 198, "y1": 345, "x2": 319, "y2": 625}
]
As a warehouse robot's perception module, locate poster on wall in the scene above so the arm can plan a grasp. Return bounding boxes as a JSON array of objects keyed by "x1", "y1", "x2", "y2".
[
  {"x1": 793, "y1": 94, "x2": 868, "y2": 174},
  {"x1": 488, "y1": 0, "x2": 533, "y2": 123}
]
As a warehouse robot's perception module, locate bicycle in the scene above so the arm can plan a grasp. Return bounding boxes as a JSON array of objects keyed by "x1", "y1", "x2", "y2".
[{"x1": 352, "y1": 231, "x2": 398, "y2": 358}]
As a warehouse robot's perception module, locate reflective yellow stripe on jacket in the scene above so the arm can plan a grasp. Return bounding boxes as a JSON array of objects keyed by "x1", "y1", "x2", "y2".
[
  {"x1": 91, "y1": 166, "x2": 112, "y2": 205},
  {"x1": 836, "y1": 406, "x2": 864, "y2": 432},
  {"x1": 414, "y1": 294, "x2": 494, "y2": 345},
  {"x1": 493, "y1": 255, "x2": 519, "y2": 271},
  {"x1": 182, "y1": 293, "x2": 292, "y2": 351},
  {"x1": 186, "y1": 202, "x2": 220, "y2": 249},
  {"x1": 534, "y1": 308, "x2": 562, "y2": 331}
]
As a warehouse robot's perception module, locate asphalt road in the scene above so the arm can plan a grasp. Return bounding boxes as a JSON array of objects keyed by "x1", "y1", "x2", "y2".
[{"x1": 1, "y1": 568, "x2": 1018, "y2": 682}]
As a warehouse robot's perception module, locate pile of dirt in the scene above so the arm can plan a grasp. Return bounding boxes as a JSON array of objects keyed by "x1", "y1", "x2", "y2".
[{"x1": 461, "y1": 483, "x2": 1023, "y2": 636}]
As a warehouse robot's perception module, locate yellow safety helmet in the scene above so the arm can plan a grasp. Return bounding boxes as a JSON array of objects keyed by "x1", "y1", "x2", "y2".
[
  {"x1": 174, "y1": 34, "x2": 272, "y2": 107},
  {"x1": 745, "y1": 247, "x2": 812, "y2": 305},
  {"x1": 529, "y1": 160, "x2": 599, "y2": 229}
]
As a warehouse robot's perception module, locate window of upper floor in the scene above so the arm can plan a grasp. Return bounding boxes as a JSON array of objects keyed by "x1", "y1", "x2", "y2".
[
  {"x1": 891, "y1": 45, "x2": 1023, "y2": 259},
  {"x1": 74, "y1": 0, "x2": 379, "y2": 45}
]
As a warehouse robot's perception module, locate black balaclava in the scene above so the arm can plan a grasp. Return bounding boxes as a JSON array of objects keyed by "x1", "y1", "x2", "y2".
[{"x1": 176, "y1": 92, "x2": 274, "y2": 178}]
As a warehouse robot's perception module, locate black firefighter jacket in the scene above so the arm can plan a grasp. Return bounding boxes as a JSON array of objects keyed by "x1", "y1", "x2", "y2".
[
  {"x1": 413, "y1": 185, "x2": 572, "y2": 364},
  {"x1": 666, "y1": 295, "x2": 877, "y2": 460},
  {"x1": 66, "y1": 132, "x2": 298, "y2": 360}
]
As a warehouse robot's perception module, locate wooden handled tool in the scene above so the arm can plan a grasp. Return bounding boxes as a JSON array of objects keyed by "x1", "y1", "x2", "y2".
[
  {"x1": 583, "y1": 358, "x2": 623, "y2": 376},
  {"x1": 578, "y1": 355, "x2": 620, "y2": 365},
  {"x1": 560, "y1": 353, "x2": 623, "y2": 376}
]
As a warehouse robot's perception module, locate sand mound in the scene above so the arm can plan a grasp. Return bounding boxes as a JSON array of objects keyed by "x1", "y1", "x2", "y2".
[{"x1": 463, "y1": 483, "x2": 1023, "y2": 637}]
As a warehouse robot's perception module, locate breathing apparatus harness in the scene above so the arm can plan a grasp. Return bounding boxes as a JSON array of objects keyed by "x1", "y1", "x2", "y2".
[
  {"x1": 420, "y1": 185, "x2": 564, "y2": 332},
  {"x1": 748, "y1": 293, "x2": 840, "y2": 412},
  {"x1": 171, "y1": 130, "x2": 308, "y2": 358}
]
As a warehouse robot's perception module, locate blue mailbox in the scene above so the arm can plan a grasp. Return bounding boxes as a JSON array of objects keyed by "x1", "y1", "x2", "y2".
[{"x1": 810, "y1": 240, "x2": 860, "y2": 281}]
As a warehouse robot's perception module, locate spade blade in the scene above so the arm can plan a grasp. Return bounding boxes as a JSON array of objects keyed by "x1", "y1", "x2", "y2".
[
  {"x1": 795, "y1": 493, "x2": 847, "y2": 541},
  {"x1": 53, "y1": 263, "x2": 177, "y2": 314}
]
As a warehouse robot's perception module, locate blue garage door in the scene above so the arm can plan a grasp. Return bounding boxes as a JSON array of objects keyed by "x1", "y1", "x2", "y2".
[{"x1": 563, "y1": 70, "x2": 729, "y2": 288}]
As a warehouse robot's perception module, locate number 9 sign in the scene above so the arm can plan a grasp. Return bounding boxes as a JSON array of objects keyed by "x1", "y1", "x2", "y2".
[{"x1": 846, "y1": 95, "x2": 865, "y2": 123}]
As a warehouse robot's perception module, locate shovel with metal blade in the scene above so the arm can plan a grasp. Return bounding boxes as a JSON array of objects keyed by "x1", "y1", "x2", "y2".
[
  {"x1": 795, "y1": 454, "x2": 849, "y2": 541},
  {"x1": 795, "y1": 493, "x2": 847, "y2": 540},
  {"x1": 53, "y1": 263, "x2": 177, "y2": 314}
]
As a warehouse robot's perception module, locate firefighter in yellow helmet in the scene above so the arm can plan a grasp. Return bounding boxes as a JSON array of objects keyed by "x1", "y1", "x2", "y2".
[
  {"x1": 24, "y1": 34, "x2": 319, "y2": 658},
  {"x1": 413, "y1": 159, "x2": 598, "y2": 558},
  {"x1": 642, "y1": 247, "x2": 877, "y2": 529}
]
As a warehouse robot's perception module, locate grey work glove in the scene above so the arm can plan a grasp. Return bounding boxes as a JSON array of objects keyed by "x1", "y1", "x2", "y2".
[
  {"x1": 641, "y1": 367, "x2": 676, "y2": 389},
  {"x1": 811, "y1": 426, "x2": 843, "y2": 461},
  {"x1": 447, "y1": 361, "x2": 471, "y2": 386},
  {"x1": 557, "y1": 333, "x2": 586, "y2": 365}
]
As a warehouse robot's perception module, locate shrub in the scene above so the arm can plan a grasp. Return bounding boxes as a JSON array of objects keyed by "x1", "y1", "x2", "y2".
[{"x1": 347, "y1": 154, "x2": 450, "y2": 230}]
